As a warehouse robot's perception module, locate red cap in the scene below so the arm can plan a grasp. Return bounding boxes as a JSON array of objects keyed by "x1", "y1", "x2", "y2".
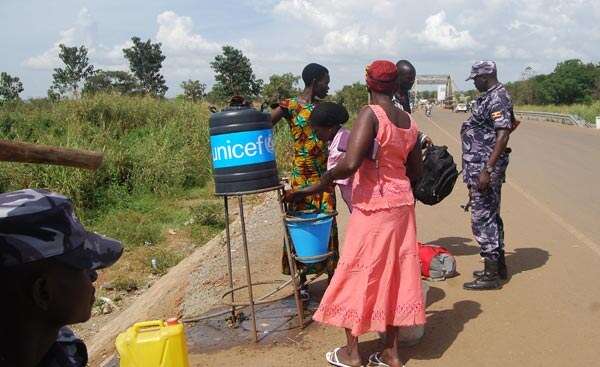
[{"x1": 365, "y1": 60, "x2": 398, "y2": 94}]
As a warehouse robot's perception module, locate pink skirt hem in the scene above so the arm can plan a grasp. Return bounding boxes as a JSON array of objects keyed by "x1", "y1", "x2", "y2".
[{"x1": 312, "y1": 205, "x2": 425, "y2": 336}]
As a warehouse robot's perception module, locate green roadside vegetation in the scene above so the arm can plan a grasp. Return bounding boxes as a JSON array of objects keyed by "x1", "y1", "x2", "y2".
[
  {"x1": 506, "y1": 59, "x2": 600, "y2": 123},
  {"x1": 516, "y1": 102, "x2": 600, "y2": 124},
  {"x1": 0, "y1": 94, "x2": 294, "y2": 294}
]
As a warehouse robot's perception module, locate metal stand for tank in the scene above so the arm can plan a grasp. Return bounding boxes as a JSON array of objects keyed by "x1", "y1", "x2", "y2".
[{"x1": 216, "y1": 184, "x2": 305, "y2": 343}]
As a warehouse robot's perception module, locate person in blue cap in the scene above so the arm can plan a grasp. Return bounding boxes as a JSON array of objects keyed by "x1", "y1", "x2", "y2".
[
  {"x1": 461, "y1": 61, "x2": 514, "y2": 290},
  {"x1": 0, "y1": 189, "x2": 123, "y2": 366}
]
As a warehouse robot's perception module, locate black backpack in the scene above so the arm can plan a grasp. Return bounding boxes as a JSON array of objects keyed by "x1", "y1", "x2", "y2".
[{"x1": 414, "y1": 145, "x2": 459, "y2": 205}]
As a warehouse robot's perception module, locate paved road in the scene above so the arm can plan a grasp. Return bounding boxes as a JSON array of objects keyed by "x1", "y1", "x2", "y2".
[
  {"x1": 423, "y1": 107, "x2": 600, "y2": 253},
  {"x1": 189, "y1": 108, "x2": 600, "y2": 367},
  {"x1": 406, "y1": 108, "x2": 600, "y2": 366}
]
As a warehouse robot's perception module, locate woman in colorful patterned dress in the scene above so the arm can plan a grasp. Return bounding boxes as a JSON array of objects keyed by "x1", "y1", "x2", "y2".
[{"x1": 271, "y1": 63, "x2": 339, "y2": 292}]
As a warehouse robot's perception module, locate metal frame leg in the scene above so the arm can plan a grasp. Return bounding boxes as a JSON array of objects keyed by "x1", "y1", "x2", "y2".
[
  {"x1": 277, "y1": 189, "x2": 305, "y2": 329},
  {"x1": 238, "y1": 196, "x2": 258, "y2": 342},
  {"x1": 223, "y1": 196, "x2": 235, "y2": 320}
]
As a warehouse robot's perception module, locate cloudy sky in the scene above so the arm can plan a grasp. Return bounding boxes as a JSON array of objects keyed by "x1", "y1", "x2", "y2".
[{"x1": 2, "y1": 0, "x2": 599, "y2": 98}]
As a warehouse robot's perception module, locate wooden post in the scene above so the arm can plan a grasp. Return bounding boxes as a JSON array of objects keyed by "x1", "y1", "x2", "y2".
[{"x1": 0, "y1": 140, "x2": 103, "y2": 170}]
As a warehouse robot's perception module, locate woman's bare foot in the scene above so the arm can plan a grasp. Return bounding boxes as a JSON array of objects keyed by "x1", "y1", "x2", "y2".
[
  {"x1": 380, "y1": 348, "x2": 403, "y2": 367},
  {"x1": 335, "y1": 346, "x2": 362, "y2": 366}
]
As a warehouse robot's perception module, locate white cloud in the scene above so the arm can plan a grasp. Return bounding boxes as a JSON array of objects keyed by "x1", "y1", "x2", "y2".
[
  {"x1": 21, "y1": 8, "x2": 224, "y2": 91},
  {"x1": 543, "y1": 46, "x2": 585, "y2": 60},
  {"x1": 416, "y1": 11, "x2": 478, "y2": 51},
  {"x1": 155, "y1": 11, "x2": 220, "y2": 54},
  {"x1": 313, "y1": 26, "x2": 371, "y2": 55},
  {"x1": 494, "y1": 45, "x2": 531, "y2": 60},
  {"x1": 273, "y1": 0, "x2": 338, "y2": 29},
  {"x1": 23, "y1": 8, "x2": 97, "y2": 70},
  {"x1": 14, "y1": 0, "x2": 600, "y2": 97}
]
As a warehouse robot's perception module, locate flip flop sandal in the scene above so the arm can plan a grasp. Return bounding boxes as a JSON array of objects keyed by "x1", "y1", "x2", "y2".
[
  {"x1": 326, "y1": 347, "x2": 364, "y2": 367},
  {"x1": 367, "y1": 352, "x2": 404, "y2": 367}
]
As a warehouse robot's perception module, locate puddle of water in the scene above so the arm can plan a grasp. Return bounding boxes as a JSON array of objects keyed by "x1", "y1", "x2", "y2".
[{"x1": 185, "y1": 294, "x2": 321, "y2": 353}]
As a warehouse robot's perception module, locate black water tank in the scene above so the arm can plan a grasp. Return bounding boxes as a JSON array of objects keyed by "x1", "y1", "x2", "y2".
[{"x1": 209, "y1": 105, "x2": 279, "y2": 195}]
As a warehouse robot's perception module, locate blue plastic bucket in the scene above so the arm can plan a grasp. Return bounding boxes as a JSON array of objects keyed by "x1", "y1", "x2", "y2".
[{"x1": 285, "y1": 212, "x2": 333, "y2": 264}]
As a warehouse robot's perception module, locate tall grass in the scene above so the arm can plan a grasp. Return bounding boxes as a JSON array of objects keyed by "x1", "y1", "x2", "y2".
[
  {"x1": 0, "y1": 94, "x2": 294, "y2": 232},
  {"x1": 517, "y1": 102, "x2": 600, "y2": 124},
  {"x1": 0, "y1": 94, "x2": 213, "y2": 221},
  {"x1": 0, "y1": 95, "x2": 298, "y2": 288}
]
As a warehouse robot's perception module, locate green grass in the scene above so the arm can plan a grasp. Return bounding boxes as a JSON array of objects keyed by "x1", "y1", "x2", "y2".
[
  {"x1": 92, "y1": 192, "x2": 190, "y2": 248},
  {"x1": 0, "y1": 94, "x2": 213, "y2": 220},
  {"x1": 272, "y1": 121, "x2": 294, "y2": 173},
  {"x1": 0, "y1": 95, "x2": 294, "y2": 289},
  {"x1": 517, "y1": 102, "x2": 600, "y2": 124}
]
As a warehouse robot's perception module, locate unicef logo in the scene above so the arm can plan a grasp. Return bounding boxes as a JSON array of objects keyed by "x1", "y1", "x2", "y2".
[{"x1": 210, "y1": 129, "x2": 276, "y2": 169}]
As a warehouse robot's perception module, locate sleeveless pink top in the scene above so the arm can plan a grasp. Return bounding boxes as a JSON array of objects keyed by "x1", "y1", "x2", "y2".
[{"x1": 351, "y1": 105, "x2": 419, "y2": 211}]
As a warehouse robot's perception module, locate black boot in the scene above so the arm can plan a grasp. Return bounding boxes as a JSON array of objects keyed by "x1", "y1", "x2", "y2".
[
  {"x1": 473, "y1": 251, "x2": 507, "y2": 279},
  {"x1": 464, "y1": 258, "x2": 501, "y2": 290}
]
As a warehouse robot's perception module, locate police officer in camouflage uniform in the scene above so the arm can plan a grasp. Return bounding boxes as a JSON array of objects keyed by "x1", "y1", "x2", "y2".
[
  {"x1": 461, "y1": 61, "x2": 513, "y2": 290},
  {"x1": 0, "y1": 189, "x2": 123, "y2": 366}
]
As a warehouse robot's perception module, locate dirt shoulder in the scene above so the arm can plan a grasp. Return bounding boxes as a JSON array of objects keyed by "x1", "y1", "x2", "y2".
[{"x1": 86, "y1": 192, "x2": 265, "y2": 365}]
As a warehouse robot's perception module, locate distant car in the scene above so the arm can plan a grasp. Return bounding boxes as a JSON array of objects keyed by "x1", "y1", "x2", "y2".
[{"x1": 454, "y1": 103, "x2": 468, "y2": 113}]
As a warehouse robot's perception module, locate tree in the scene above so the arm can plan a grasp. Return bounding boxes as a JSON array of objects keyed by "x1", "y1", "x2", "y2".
[
  {"x1": 418, "y1": 90, "x2": 438, "y2": 101},
  {"x1": 504, "y1": 59, "x2": 600, "y2": 106},
  {"x1": 593, "y1": 76, "x2": 600, "y2": 100},
  {"x1": 210, "y1": 46, "x2": 262, "y2": 101},
  {"x1": 48, "y1": 44, "x2": 94, "y2": 99},
  {"x1": 123, "y1": 37, "x2": 168, "y2": 97},
  {"x1": 462, "y1": 89, "x2": 478, "y2": 101},
  {"x1": 544, "y1": 59, "x2": 598, "y2": 104},
  {"x1": 180, "y1": 80, "x2": 206, "y2": 102},
  {"x1": 261, "y1": 73, "x2": 301, "y2": 105},
  {"x1": 0, "y1": 72, "x2": 24, "y2": 103},
  {"x1": 83, "y1": 70, "x2": 140, "y2": 96},
  {"x1": 516, "y1": 66, "x2": 537, "y2": 105},
  {"x1": 332, "y1": 82, "x2": 368, "y2": 114}
]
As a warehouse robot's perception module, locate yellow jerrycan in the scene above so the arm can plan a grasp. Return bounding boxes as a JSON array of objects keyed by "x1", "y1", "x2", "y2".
[{"x1": 116, "y1": 318, "x2": 190, "y2": 367}]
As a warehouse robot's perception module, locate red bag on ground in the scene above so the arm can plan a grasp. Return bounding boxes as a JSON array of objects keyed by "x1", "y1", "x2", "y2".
[{"x1": 418, "y1": 242, "x2": 457, "y2": 280}]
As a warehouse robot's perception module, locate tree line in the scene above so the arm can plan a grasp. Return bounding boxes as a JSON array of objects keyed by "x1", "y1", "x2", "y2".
[
  {"x1": 0, "y1": 38, "x2": 388, "y2": 112},
  {"x1": 504, "y1": 59, "x2": 600, "y2": 105},
  {"x1": 2, "y1": 41, "x2": 599, "y2": 109},
  {"x1": 0, "y1": 39, "x2": 270, "y2": 104}
]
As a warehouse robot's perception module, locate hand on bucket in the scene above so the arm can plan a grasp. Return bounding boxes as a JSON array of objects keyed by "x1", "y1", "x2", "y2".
[{"x1": 284, "y1": 189, "x2": 306, "y2": 204}]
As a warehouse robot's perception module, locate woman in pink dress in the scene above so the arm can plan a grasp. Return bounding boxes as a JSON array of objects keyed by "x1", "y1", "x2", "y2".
[{"x1": 312, "y1": 60, "x2": 425, "y2": 367}]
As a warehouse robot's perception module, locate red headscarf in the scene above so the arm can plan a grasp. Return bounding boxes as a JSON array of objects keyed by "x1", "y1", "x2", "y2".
[{"x1": 365, "y1": 60, "x2": 398, "y2": 94}]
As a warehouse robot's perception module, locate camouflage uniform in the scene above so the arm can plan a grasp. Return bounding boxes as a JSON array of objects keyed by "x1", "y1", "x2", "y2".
[
  {"x1": 461, "y1": 61, "x2": 513, "y2": 261},
  {"x1": 0, "y1": 327, "x2": 88, "y2": 366},
  {"x1": 37, "y1": 327, "x2": 88, "y2": 367},
  {"x1": 0, "y1": 189, "x2": 123, "y2": 367}
]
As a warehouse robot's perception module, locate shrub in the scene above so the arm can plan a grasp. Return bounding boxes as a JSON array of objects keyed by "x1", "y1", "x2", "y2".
[{"x1": 0, "y1": 94, "x2": 212, "y2": 221}]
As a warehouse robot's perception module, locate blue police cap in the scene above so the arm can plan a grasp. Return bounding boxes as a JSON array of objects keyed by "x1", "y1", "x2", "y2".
[
  {"x1": 466, "y1": 60, "x2": 497, "y2": 81},
  {"x1": 0, "y1": 189, "x2": 122, "y2": 270}
]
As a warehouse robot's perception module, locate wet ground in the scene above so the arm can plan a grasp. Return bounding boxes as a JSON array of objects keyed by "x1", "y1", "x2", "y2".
[
  {"x1": 186, "y1": 296, "x2": 318, "y2": 352},
  {"x1": 103, "y1": 281, "x2": 326, "y2": 366}
]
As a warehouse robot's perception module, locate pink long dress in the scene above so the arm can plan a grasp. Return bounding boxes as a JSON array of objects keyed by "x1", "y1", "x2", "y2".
[{"x1": 312, "y1": 104, "x2": 425, "y2": 336}]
